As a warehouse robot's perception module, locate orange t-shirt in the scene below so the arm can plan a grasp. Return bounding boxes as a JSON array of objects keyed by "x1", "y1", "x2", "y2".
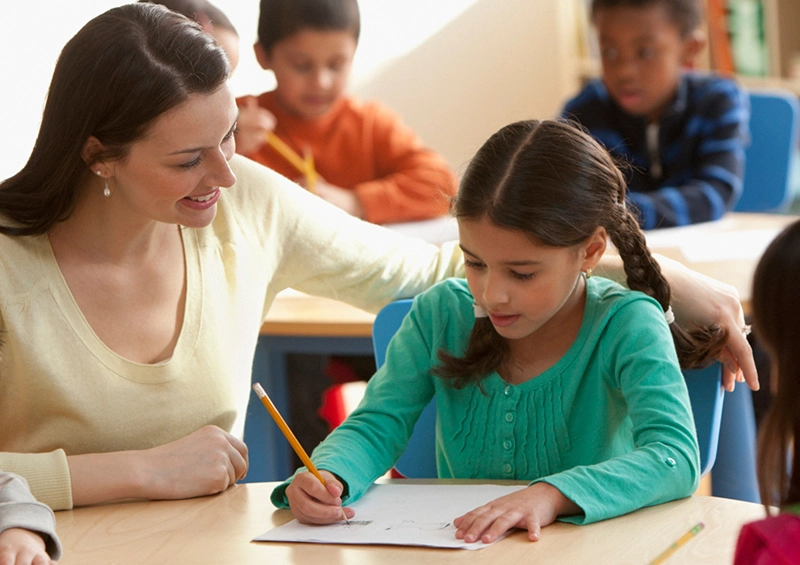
[{"x1": 236, "y1": 91, "x2": 457, "y2": 224}]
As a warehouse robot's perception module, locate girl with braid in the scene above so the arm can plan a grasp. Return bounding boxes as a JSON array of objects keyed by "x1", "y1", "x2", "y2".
[{"x1": 272, "y1": 119, "x2": 725, "y2": 542}]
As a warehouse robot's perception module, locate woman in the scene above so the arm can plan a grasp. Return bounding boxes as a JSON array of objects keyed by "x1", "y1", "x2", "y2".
[{"x1": 0, "y1": 3, "x2": 755, "y2": 511}]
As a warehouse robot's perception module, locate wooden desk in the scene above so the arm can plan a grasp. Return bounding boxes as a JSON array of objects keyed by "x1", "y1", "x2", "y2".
[
  {"x1": 55, "y1": 481, "x2": 766, "y2": 565},
  {"x1": 644, "y1": 212, "x2": 798, "y2": 314}
]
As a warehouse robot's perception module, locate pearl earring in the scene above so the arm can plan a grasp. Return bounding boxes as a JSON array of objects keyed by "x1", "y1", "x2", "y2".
[{"x1": 95, "y1": 170, "x2": 111, "y2": 197}]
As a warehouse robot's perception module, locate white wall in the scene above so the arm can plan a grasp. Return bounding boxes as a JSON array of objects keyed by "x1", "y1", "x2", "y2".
[{"x1": 1, "y1": 0, "x2": 578, "y2": 180}]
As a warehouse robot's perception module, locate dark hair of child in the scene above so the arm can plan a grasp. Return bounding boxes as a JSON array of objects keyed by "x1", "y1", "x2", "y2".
[
  {"x1": 590, "y1": 0, "x2": 703, "y2": 38},
  {"x1": 434, "y1": 119, "x2": 727, "y2": 388},
  {"x1": 257, "y1": 0, "x2": 360, "y2": 53},
  {"x1": 140, "y1": 0, "x2": 238, "y2": 35},
  {"x1": 751, "y1": 219, "x2": 800, "y2": 510}
]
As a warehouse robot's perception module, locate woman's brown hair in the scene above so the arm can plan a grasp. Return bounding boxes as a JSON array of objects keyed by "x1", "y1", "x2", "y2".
[
  {"x1": 0, "y1": 3, "x2": 230, "y2": 236},
  {"x1": 434, "y1": 119, "x2": 727, "y2": 388}
]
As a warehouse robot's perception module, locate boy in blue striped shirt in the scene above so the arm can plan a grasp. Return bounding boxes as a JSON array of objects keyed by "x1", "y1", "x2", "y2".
[{"x1": 562, "y1": 0, "x2": 749, "y2": 229}]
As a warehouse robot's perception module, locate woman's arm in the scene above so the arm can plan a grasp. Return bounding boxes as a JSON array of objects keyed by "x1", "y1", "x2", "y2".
[
  {"x1": 68, "y1": 426, "x2": 248, "y2": 507},
  {"x1": 595, "y1": 253, "x2": 757, "y2": 391}
]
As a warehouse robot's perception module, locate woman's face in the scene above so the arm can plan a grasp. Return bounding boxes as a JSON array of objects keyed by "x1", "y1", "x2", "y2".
[{"x1": 104, "y1": 84, "x2": 239, "y2": 228}]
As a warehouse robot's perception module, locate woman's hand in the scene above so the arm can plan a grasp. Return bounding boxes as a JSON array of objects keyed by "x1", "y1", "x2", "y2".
[
  {"x1": 652, "y1": 254, "x2": 759, "y2": 392},
  {"x1": 453, "y1": 482, "x2": 580, "y2": 543},
  {"x1": 0, "y1": 528, "x2": 57, "y2": 565},
  {"x1": 69, "y1": 425, "x2": 248, "y2": 507},
  {"x1": 597, "y1": 253, "x2": 759, "y2": 391},
  {"x1": 285, "y1": 470, "x2": 354, "y2": 524}
]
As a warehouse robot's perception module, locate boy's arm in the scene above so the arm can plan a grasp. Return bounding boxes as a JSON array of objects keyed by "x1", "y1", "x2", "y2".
[
  {"x1": 352, "y1": 102, "x2": 457, "y2": 225},
  {"x1": 0, "y1": 472, "x2": 62, "y2": 559},
  {"x1": 628, "y1": 82, "x2": 750, "y2": 229}
]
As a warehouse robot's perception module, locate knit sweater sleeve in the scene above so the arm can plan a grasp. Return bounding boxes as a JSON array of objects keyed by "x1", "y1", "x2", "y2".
[
  {"x1": 353, "y1": 102, "x2": 457, "y2": 225},
  {"x1": 535, "y1": 299, "x2": 701, "y2": 524},
  {"x1": 0, "y1": 472, "x2": 62, "y2": 559},
  {"x1": 0, "y1": 452, "x2": 72, "y2": 511},
  {"x1": 271, "y1": 287, "x2": 443, "y2": 508}
]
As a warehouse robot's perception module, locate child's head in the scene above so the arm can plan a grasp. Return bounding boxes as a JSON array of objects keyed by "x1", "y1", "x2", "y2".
[
  {"x1": 751, "y1": 219, "x2": 800, "y2": 509},
  {"x1": 435, "y1": 119, "x2": 726, "y2": 387},
  {"x1": 140, "y1": 0, "x2": 240, "y2": 72},
  {"x1": 590, "y1": 0, "x2": 706, "y2": 121},
  {"x1": 254, "y1": 0, "x2": 360, "y2": 119}
]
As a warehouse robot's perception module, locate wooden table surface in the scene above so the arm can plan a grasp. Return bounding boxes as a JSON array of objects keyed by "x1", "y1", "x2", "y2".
[{"x1": 54, "y1": 480, "x2": 766, "y2": 565}]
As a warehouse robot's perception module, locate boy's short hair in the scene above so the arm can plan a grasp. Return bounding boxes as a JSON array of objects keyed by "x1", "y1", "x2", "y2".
[
  {"x1": 591, "y1": 0, "x2": 703, "y2": 37},
  {"x1": 257, "y1": 0, "x2": 360, "y2": 53}
]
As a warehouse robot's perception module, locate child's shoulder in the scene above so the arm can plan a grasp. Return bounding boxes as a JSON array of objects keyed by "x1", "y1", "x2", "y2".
[
  {"x1": 563, "y1": 79, "x2": 609, "y2": 113},
  {"x1": 588, "y1": 277, "x2": 666, "y2": 325},
  {"x1": 682, "y1": 71, "x2": 746, "y2": 109}
]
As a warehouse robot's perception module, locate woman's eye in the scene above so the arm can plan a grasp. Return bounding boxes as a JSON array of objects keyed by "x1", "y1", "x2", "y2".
[{"x1": 181, "y1": 156, "x2": 202, "y2": 169}]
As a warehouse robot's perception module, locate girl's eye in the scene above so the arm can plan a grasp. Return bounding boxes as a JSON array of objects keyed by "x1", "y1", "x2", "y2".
[
  {"x1": 464, "y1": 259, "x2": 484, "y2": 269},
  {"x1": 223, "y1": 125, "x2": 239, "y2": 143},
  {"x1": 510, "y1": 271, "x2": 535, "y2": 281}
]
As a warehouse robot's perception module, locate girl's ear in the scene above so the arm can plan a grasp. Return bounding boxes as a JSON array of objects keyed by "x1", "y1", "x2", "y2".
[
  {"x1": 81, "y1": 136, "x2": 107, "y2": 169},
  {"x1": 681, "y1": 29, "x2": 707, "y2": 67},
  {"x1": 581, "y1": 226, "x2": 608, "y2": 271},
  {"x1": 253, "y1": 42, "x2": 272, "y2": 71}
]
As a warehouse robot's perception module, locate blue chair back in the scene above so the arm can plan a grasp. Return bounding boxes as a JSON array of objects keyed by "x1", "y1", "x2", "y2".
[
  {"x1": 372, "y1": 299, "x2": 725, "y2": 478},
  {"x1": 734, "y1": 89, "x2": 800, "y2": 212}
]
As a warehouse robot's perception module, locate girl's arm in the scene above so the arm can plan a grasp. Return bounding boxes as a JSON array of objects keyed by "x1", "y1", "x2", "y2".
[{"x1": 595, "y1": 252, "x2": 757, "y2": 391}]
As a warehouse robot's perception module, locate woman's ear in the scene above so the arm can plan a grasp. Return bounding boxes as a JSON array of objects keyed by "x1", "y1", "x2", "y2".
[
  {"x1": 582, "y1": 226, "x2": 608, "y2": 271},
  {"x1": 253, "y1": 41, "x2": 271, "y2": 71},
  {"x1": 81, "y1": 136, "x2": 107, "y2": 170}
]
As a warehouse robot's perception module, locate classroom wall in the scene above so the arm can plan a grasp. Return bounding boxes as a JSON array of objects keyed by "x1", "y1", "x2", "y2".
[
  {"x1": 353, "y1": 0, "x2": 583, "y2": 174},
  {"x1": 1, "y1": 0, "x2": 581, "y2": 181}
]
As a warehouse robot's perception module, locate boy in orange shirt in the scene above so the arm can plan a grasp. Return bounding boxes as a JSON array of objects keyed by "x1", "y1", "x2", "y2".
[
  {"x1": 234, "y1": 0, "x2": 457, "y2": 224},
  {"x1": 235, "y1": 0, "x2": 457, "y2": 461}
]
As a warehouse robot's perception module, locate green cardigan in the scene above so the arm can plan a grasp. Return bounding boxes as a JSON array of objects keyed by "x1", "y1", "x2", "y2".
[{"x1": 273, "y1": 277, "x2": 700, "y2": 524}]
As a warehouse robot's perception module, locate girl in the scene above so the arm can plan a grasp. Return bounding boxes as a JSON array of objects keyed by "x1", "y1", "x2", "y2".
[
  {"x1": 0, "y1": 471, "x2": 61, "y2": 564},
  {"x1": 734, "y1": 219, "x2": 800, "y2": 563},
  {"x1": 274, "y1": 119, "x2": 727, "y2": 542}
]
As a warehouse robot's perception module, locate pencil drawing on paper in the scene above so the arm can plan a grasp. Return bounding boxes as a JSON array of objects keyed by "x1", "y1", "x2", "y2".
[{"x1": 385, "y1": 520, "x2": 452, "y2": 531}]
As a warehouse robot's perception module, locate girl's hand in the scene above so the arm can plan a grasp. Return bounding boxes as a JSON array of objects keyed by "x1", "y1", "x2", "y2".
[
  {"x1": 69, "y1": 425, "x2": 249, "y2": 506},
  {"x1": 453, "y1": 482, "x2": 580, "y2": 543},
  {"x1": 233, "y1": 96, "x2": 276, "y2": 156},
  {"x1": 285, "y1": 470, "x2": 354, "y2": 524},
  {"x1": 0, "y1": 528, "x2": 57, "y2": 565}
]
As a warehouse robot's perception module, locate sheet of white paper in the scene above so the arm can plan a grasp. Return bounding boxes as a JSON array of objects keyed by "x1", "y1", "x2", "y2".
[
  {"x1": 645, "y1": 220, "x2": 782, "y2": 263},
  {"x1": 255, "y1": 483, "x2": 527, "y2": 550}
]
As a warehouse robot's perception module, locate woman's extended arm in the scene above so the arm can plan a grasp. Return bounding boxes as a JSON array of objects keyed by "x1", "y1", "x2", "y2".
[{"x1": 595, "y1": 253, "x2": 758, "y2": 391}]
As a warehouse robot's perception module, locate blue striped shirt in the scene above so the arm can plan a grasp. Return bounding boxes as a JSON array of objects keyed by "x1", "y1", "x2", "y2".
[{"x1": 562, "y1": 72, "x2": 750, "y2": 229}]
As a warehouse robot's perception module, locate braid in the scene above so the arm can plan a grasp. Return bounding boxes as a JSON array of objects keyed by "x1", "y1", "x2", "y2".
[
  {"x1": 607, "y1": 204, "x2": 727, "y2": 368},
  {"x1": 434, "y1": 318, "x2": 508, "y2": 390}
]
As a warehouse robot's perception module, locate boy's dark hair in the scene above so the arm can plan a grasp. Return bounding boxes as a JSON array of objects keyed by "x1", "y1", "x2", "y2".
[
  {"x1": 752, "y1": 219, "x2": 800, "y2": 510},
  {"x1": 257, "y1": 0, "x2": 360, "y2": 53},
  {"x1": 434, "y1": 119, "x2": 727, "y2": 388},
  {"x1": 591, "y1": 0, "x2": 703, "y2": 37}
]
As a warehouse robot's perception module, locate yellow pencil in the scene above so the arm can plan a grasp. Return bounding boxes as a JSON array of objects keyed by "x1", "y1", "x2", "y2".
[
  {"x1": 303, "y1": 146, "x2": 317, "y2": 194},
  {"x1": 265, "y1": 132, "x2": 308, "y2": 176},
  {"x1": 264, "y1": 133, "x2": 317, "y2": 193},
  {"x1": 252, "y1": 382, "x2": 349, "y2": 524},
  {"x1": 649, "y1": 522, "x2": 705, "y2": 565}
]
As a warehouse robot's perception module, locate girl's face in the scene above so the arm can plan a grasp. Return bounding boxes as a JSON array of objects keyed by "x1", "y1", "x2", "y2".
[
  {"x1": 258, "y1": 28, "x2": 357, "y2": 119},
  {"x1": 459, "y1": 218, "x2": 603, "y2": 345},
  {"x1": 102, "y1": 84, "x2": 238, "y2": 228}
]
